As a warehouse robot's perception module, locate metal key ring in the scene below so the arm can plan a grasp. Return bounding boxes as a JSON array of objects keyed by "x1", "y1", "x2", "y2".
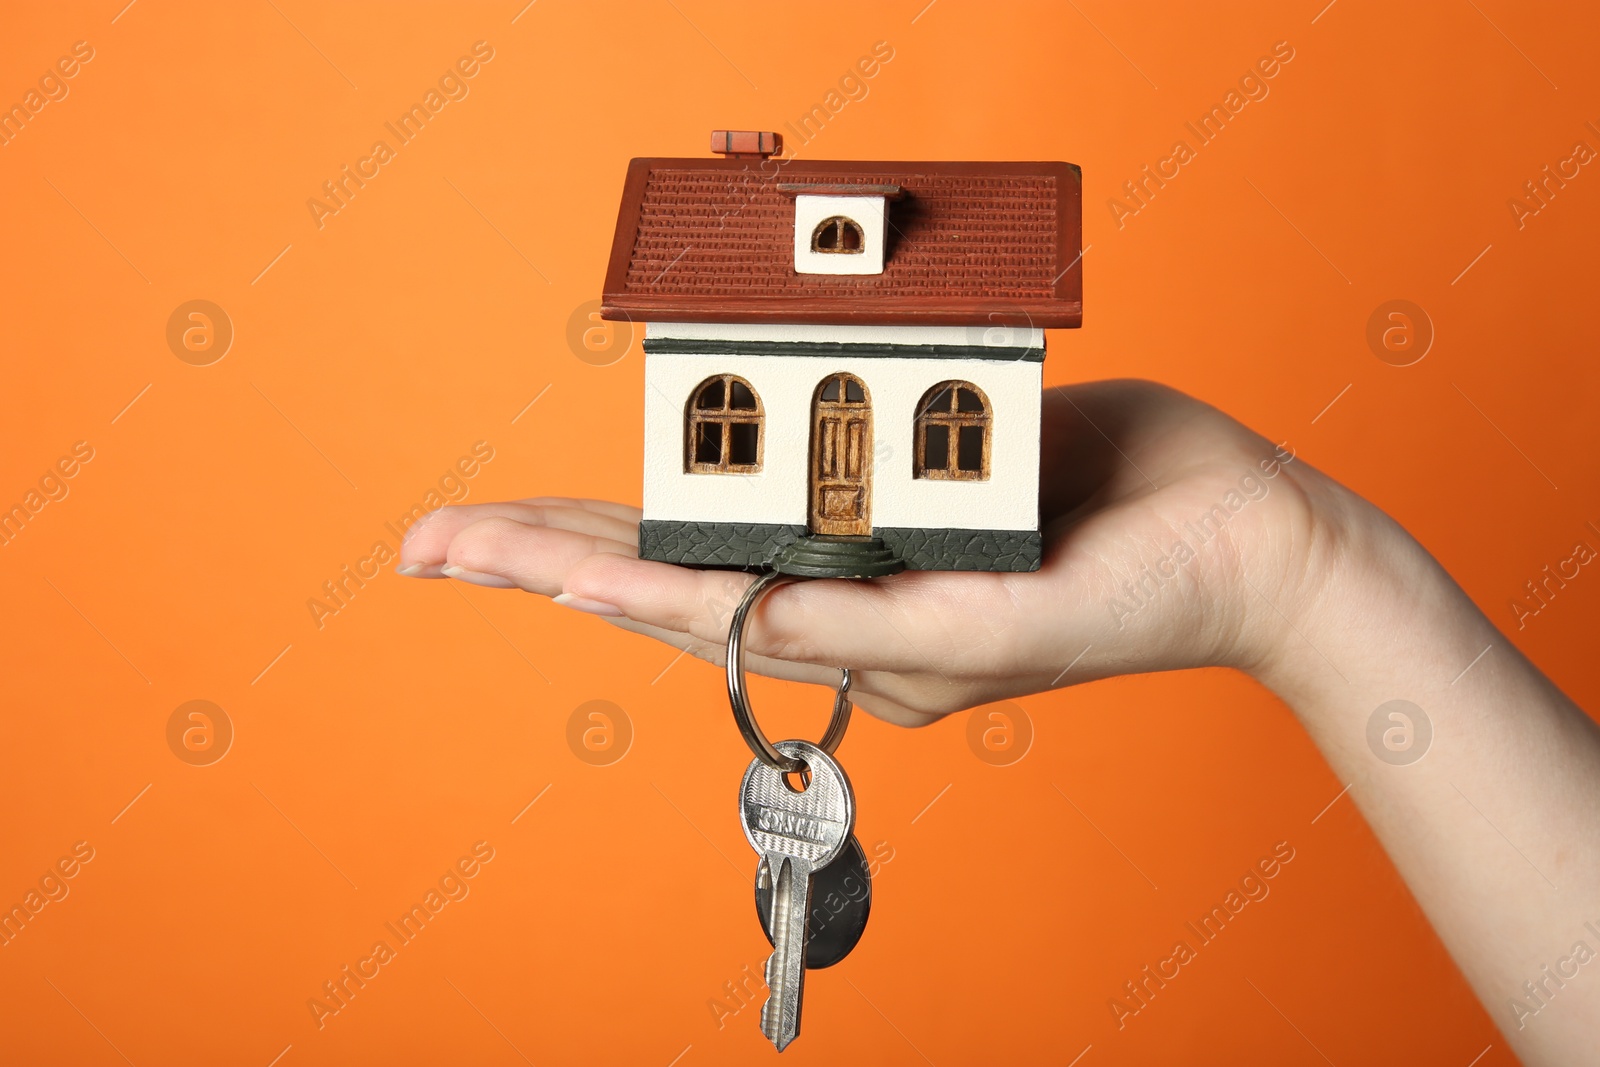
[{"x1": 726, "y1": 569, "x2": 852, "y2": 773}]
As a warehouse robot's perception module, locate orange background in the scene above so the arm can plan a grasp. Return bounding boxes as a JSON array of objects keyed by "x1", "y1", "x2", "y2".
[{"x1": 2, "y1": 1, "x2": 1597, "y2": 1064}]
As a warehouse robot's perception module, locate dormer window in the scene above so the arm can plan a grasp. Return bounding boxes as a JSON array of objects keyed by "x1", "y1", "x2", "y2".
[
  {"x1": 812, "y1": 217, "x2": 864, "y2": 254},
  {"x1": 782, "y1": 184, "x2": 902, "y2": 276}
]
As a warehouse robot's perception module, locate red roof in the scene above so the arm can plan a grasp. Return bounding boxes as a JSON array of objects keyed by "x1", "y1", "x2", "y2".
[{"x1": 601, "y1": 158, "x2": 1082, "y2": 328}]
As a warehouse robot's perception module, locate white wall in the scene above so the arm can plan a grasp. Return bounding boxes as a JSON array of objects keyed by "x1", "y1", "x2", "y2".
[{"x1": 642, "y1": 335, "x2": 1041, "y2": 533}]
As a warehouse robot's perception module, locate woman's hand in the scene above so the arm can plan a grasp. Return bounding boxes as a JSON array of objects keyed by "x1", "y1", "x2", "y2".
[
  {"x1": 397, "y1": 380, "x2": 1356, "y2": 726},
  {"x1": 399, "y1": 378, "x2": 1600, "y2": 1063}
]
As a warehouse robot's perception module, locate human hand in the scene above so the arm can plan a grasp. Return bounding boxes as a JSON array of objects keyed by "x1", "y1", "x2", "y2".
[
  {"x1": 397, "y1": 380, "x2": 1361, "y2": 726},
  {"x1": 399, "y1": 381, "x2": 1600, "y2": 1065}
]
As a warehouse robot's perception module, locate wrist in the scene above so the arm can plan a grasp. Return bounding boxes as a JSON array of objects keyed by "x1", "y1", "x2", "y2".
[{"x1": 1242, "y1": 478, "x2": 1480, "y2": 705}]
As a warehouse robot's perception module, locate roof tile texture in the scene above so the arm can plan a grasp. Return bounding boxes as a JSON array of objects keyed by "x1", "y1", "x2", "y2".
[{"x1": 602, "y1": 158, "x2": 1082, "y2": 327}]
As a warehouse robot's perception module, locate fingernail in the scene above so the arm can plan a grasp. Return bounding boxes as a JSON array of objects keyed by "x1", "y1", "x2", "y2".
[
  {"x1": 396, "y1": 563, "x2": 429, "y2": 577},
  {"x1": 441, "y1": 564, "x2": 518, "y2": 589},
  {"x1": 553, "y1": 593, "x2": 625, "y2": 617}
]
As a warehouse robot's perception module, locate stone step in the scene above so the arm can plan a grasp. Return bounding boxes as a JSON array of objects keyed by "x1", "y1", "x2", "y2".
[{"x1": 772, "y1": 535, "x2": 906, "y2": 579}]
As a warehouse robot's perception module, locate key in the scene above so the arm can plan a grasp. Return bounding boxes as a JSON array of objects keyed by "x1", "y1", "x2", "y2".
[
  {"x1": 739, "y1": 738, "x2": 855, "y2": 1052},
  {"x1": 755, "y1": 833, "x2": 871, "y2": 969}
]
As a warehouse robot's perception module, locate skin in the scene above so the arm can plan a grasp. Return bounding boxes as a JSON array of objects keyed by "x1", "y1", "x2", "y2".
[{"x1": 400, "y1": 379, "x2": 1599, "y2": 1062}]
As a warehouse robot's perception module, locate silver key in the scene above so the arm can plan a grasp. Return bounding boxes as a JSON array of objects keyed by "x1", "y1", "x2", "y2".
[{"x1": 739, "y1": 739, "x2": 855, "y2": 1052}]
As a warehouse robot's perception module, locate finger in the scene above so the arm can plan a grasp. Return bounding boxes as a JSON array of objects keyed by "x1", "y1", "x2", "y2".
[
  {"x1": 850, "y1": 690, "x2": 943, "y2": 729},
  {"x1": 598, "y1": 615, "x2": 844, "y2": 687},
  {"x1": 400, "y1": 502, "x2": 639, "y2": 576},
  {"x1": 589, "y1": 615, "x2": 940, "y2": 727},
  {"x1": 515, "y1": 497, "x2": 642, "y2": 524},
  {"x1": 444, "y1": 517, "x2": 635, "y2": 595},
  {"x1": 563, "y1": 552, "x2": 1005, "y2": 674}
]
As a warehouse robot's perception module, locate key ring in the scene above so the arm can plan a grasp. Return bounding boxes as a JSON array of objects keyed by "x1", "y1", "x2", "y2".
[{"x1": 726, "y1": 569, "x2": 852, "y2": 773}]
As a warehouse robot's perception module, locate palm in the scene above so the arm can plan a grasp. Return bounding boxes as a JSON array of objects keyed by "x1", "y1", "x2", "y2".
[{"x1": 400, "y1": 381, "x2": 1322, "y2": 726}]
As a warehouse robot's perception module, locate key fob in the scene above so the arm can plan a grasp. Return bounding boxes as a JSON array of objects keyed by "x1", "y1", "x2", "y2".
[{"x1": 755, "y1": 832, "x2": 871, "y2": 969}]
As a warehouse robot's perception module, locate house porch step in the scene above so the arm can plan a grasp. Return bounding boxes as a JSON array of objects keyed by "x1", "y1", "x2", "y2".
[{"x1": 772, "y1": 535, "x2": 906, "y2": 579}]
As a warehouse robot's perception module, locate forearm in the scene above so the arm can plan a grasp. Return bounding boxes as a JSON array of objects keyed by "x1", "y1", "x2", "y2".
[{"x1": 1252, "y1": 492, "x2": 1600, "y2": 1062}]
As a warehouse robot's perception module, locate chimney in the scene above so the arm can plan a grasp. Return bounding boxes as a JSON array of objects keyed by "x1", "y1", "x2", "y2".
[{"x1": 710, "y1": 130, "x2": 782, "y2": 159}]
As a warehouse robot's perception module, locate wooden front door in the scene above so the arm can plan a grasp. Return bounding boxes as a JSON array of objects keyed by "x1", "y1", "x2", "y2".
[{"x1": 809, "y1": 373, "x2": 872, "y2": 536}]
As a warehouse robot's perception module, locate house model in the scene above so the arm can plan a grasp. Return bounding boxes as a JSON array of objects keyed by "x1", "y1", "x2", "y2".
[{"x1": 601, "y1": 131, "x2": 1083, "y2": 578}]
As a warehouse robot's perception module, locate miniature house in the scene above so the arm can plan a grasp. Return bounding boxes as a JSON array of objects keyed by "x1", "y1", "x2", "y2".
[{"x1": 601, "y1": 130, "x2": 1083, "y2": 576}]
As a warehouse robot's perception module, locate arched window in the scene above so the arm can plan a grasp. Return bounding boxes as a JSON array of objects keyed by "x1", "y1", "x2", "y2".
[
  {"x1": 811, "y1": 216, "x2": 864, "y2": 254},
  {"x1": 914, "y1": 381, "x2": 990, "y2": 480},
  {"x1": 686, "y1": 375, "x2": 763, "y2": 473}
]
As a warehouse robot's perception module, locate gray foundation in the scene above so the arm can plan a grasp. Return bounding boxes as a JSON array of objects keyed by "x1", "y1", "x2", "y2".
[{"x1": 638, "y1": 520, "x2": 1041, "y2": 573}]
